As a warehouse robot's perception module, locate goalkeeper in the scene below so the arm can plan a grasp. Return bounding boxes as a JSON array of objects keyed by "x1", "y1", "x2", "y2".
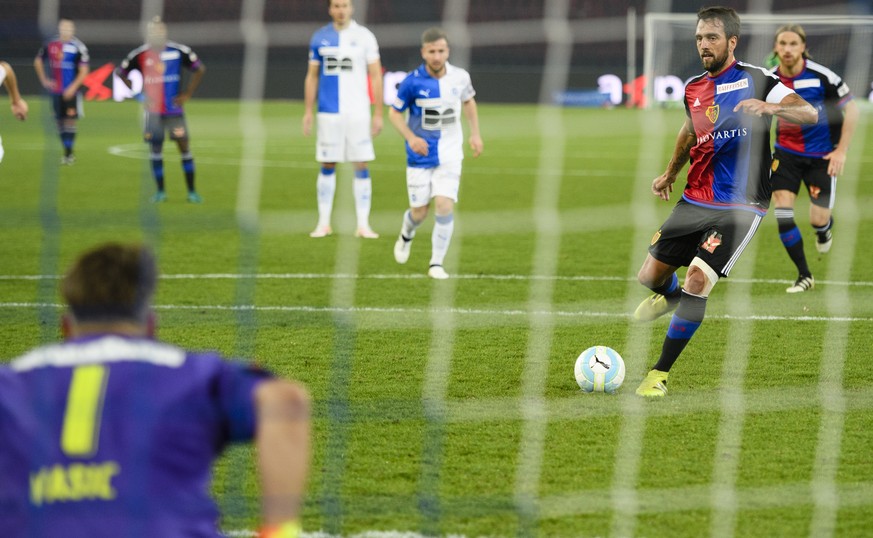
[{"x1": 0, "y1": 242, "x2": 310, "y2": 537}]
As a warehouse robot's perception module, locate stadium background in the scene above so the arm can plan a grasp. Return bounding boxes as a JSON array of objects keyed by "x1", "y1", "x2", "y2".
[{"x1": 2, "y1": 0, "x2": 872, "y2": 104}]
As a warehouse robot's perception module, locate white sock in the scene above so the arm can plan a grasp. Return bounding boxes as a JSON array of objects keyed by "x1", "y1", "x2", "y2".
[
  {"x1": 316, "y1": 172, "x2": 336, "y2": 228},
  {"x1": 353, "y1": 177, "x2": 372, "y2": 229},
  {"x1": 430, "y1": 213, "x2": 454, "y2": 266},
  {"x1": 400, "y1": 209, "x2": 421, "y2": 240}
]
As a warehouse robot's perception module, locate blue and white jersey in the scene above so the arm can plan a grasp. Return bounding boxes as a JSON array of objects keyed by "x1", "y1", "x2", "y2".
[
  {"x1": 393, "y1": 62, "x2": 476, "y2": 168},
  {"x1": 309, "y1": 21, "x2": 379, "y2": 116}
]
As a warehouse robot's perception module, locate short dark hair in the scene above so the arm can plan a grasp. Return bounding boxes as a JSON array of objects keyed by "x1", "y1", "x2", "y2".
[
  {"x1": 775, "y1": 24, "x2": 810, "y2": 59},
  {"x1": 421, "y1": 27, "x2": 448, "y2": 46},
  {"x1": 698, "y1": 6, "x2": 740, "y2": 40},
  {"x1": 61, "y1": 243, "x2": 157, "y2": 323}
]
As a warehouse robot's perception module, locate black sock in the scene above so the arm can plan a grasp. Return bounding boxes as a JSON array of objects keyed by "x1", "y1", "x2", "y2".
[{"x1": 775, "y1": 207, "x2": 811, "y2": 277}]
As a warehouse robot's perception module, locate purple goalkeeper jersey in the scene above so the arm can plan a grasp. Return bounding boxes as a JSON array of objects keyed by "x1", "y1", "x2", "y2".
[{"x1": 0, "y1": 334, "x2": 270, "y2": 538}]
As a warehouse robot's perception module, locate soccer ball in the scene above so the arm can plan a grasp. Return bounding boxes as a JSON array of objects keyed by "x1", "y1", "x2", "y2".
[{"x1": 574, "y1": 345, "x2": 626, "y2": 394}]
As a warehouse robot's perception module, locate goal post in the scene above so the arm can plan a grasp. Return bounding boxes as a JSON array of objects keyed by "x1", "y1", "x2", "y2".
[{"x1": 643, "y1": 13, "x2": 873, "y2": 109}]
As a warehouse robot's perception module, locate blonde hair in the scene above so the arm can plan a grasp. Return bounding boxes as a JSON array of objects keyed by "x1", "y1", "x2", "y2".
[{"x1": 775, "y1": 24, "x2": 810, "y2": 59}]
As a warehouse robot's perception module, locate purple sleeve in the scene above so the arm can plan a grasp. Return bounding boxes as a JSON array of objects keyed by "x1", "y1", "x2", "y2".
[{"x1": 216, "y1": 360, "x2": 273, "y2": 442}]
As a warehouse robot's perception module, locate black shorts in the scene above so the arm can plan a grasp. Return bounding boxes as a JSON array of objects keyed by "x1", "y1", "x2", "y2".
[
  {"x1": 648, "y1": 199, "x2": 763, "y2": 278},
  {"x1": 52, "y1": 93, "x2": 80, "y2": 120},
  {"x1": 771, "y1": 147, "x2": 835, "y2": 208},
  {"x1": 143, "y1": 112, "x2": 189, "y2": 145}
]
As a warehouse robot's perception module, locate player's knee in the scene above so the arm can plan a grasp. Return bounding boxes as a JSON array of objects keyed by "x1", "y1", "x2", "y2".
[
  {"x1": 685, "y1": 257, "x2": 719, "y2": 297},
  {"x1": 434, "y1": 197, "x2": 454, "y2": 216}
]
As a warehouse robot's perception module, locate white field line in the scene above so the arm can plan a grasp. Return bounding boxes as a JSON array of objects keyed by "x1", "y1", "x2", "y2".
[
  {"x1": 2, "y1": 302, "x2": 872, "y2": 323},
  {"x1": 220, "y1": 479, "x2": 873, "y2": 537},
  {"x1": 3, "y1": 272, "x2": 873, "y2": 289}
]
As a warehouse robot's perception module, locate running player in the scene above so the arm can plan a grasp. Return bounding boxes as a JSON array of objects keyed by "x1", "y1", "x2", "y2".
[
  {"x1": 116, "y1": 17, "x2": 206, "y2": 203},
  {"x1": 389, "y1": 27, "x2": 483, "y2": 280},
  {"x1": 34, "y1": 18, "x2": 89, "y2": 165},
  {"x1": 303, "y1": 0, "x2": 383, "y2": 238},
  {"x1": 770, "y1": 24, "x2": 859, "y2": 293}
]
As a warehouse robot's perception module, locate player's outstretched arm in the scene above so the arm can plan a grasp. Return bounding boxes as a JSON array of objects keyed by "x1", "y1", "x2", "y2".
[
  {"x1": 1, "y1": 62, "x2": 28, "y2": 121},
  {"x1": 255, "y1": 379, "x2": 311, "y2": 534},
  {"x1": 462, "y1": 97, "x2": 483, "y2": 157},
  {"x1": 733, "y1": 92, "x2": 817, "y2": 124}
]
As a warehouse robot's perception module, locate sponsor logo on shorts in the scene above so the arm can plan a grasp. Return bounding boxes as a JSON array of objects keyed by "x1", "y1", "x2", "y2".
[
  {"x1": 771, "y1": 158, "x2": 779, "y2": 172},
  {"x1": 809, "y1": 185, "x2": 821, "y2": 199},
  {"x1": 651, "y1": 230, "x2": 661, "y2": 245}
]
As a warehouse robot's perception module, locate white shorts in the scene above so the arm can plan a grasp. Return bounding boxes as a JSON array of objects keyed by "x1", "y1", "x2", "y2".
[
  {"x1": 316, "y1": 113, "x2": 375, "y2": 163},
  {"x1": 406, "y1": 162, "x2": 462, "y2": 207}
]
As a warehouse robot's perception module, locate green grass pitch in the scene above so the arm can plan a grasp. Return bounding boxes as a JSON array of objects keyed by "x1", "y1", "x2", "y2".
[{"x1": 1, "y1": 97, "x2": 872, "y2": 537}]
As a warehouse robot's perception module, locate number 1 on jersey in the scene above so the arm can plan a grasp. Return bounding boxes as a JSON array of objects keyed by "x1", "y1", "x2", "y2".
[{"x1": 61, "y1": 365, "x2": 109, "y2": 457}]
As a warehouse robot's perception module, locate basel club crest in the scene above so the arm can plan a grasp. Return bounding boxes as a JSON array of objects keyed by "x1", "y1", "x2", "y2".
[
  {"x1": 701, "y1": 230, "x2": 722, "y2": 254},
  {"x1": 705, "y1": 104, "x2": 719, "y2": 123}
]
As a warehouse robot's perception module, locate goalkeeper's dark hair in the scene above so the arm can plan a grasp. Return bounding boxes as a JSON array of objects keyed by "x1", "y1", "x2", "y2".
[
  {"x1": 422, "y1": 27, "x2": 449, "y2": 46},
  {"x1": 775, "y1": 24, "x2": 811, "y2": 59},
  {"x1": 61, "y1": 243, "x2": 157, "y2": 324},
  {"x1": 698, "y1": 6, "x2": 741, "y2": 40}
]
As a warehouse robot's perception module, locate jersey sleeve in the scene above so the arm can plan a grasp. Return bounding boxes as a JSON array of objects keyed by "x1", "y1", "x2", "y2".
[
  {"x1": 765, "y1": 80, "x2": 794, "y2": 104},
  {"x1": 77, "y1": 40, "x2": 90, "y2": 65},
  {"x1": 392, "y1": 73, "x2": 414, "y2": 112},
  {"x1": 829, "y1": 75, "x2": 853, "y2": 108},
  {"x1": 182, "y1": 46, "x2": 202, "y2": 71},
  {"x1": 215, "y1": 359, "x2": 273, "y2": 442},
  {"x1": 119, "y1": 50, "x2": 139, "y2": 75},
  {"x1": 308, "y1": 34, "x2": 322, "y2": 65},
  {"x1": 364, "y1": 28, "x2": 380, "y2": 65},
  {"x1": 0, "y1": 66, "x2": 6, "y2": 87},
  {"x1": 460, "y1": 71, "x2": 476, "y2": 102}
]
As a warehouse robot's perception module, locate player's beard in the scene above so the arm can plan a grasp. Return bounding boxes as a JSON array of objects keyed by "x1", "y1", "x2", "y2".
[{"x1": 702, "y1": 50, "x2": 729, "y2": 75}]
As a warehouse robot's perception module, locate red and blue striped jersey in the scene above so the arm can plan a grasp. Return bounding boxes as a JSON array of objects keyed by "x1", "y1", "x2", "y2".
[
  {"x1": 119, "y1": 42, "x2": 202, "y2": 117},
  {"x1": 683, "y1": 60, "x2": 793, "y2": 215},
  {"x1": 0, "y1": 334, "x2": 270, "y2": 538},
  {"x1": 773, "y1": 59, "x2": 853, "y2": 157},
  {"x1": 36, "y1": 37, "x2": 89, "y2": 95}
]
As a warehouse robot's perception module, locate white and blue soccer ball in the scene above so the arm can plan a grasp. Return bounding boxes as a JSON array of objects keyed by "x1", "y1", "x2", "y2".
[{"x1": 574, "y1": 345, "x2": 626, "y2": 394}]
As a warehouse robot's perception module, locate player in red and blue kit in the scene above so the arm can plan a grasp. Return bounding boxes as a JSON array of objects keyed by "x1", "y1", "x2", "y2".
[
  {"x1": 116, "y1": 17, "x2": 206, "y2": 203},
  {"x1": 633, "y1": 7, "x2": 818, "y2": 397},
  {"x1": 34, "y1": 19, "x2": 89, "y2": 165},
  {"x1": 0, "y1": 242, "x2": 310, "y2": 538},
  {"x1": 770, "y1": 24, "x2": 859, "y2": 293}
]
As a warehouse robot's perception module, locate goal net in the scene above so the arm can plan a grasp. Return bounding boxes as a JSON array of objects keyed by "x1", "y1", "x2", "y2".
[{"x1": 643, "y1": 13, "x2": 873, "y2": 108}]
